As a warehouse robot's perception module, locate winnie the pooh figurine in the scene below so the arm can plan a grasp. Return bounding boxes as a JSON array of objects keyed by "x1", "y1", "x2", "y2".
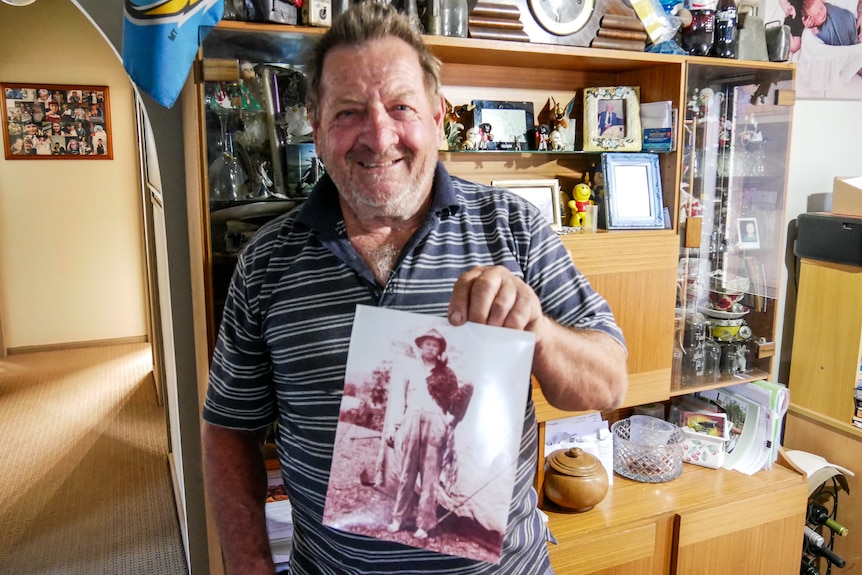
[{"x1": 569, "y1": 182, "x2": 594, "y2": 228}]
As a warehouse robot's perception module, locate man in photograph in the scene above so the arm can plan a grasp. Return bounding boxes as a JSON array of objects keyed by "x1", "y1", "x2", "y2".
[
  {"x1": 741, "y1": 220, "x2": 759, "y2": 243},
  {"x1": 597, "y1": 100, "x2": 624, "y2": 137},
  {"x1": 384, "y1": 329, "x2": 473, "y2": 540}
]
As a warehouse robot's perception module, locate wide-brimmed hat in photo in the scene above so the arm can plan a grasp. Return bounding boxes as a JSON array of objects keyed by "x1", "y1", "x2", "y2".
[{"x1": 414, "y1": 329, "x2": 447, "y2": 354}]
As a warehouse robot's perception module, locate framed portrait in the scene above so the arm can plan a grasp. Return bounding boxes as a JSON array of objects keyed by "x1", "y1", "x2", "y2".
[
  {"x1": 737, "y1": 217, "x2": 760, "y2": 249},
  {"x1": 473, "y1": 100, "x2": 535, "y2": 150},
  {"x1": 491, "y1": 178, "x2": 562, "y2": 230},
  {"x1": 601, "y1": 153, "x2": 664, "y2": 229},
  {"x1": 583, "y1": 86, "x2": 642, "y2": 152},
  {"x1": 1, "y1": 82, "x2": 112, "y2": 159}
]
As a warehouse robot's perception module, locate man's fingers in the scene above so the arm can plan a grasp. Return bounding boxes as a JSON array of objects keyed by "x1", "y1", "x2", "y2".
[
  {"x1": 448, "y1": 266, "x2": 539, "y2": 329},
  {"x1": 448, "y1": 267, "x2": 484, "y2": 325}
]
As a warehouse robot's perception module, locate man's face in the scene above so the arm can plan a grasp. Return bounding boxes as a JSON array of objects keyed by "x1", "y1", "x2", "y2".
[
  {"x1": 806, "y1": 0, "x2": 827, "y2": 27},
  {"x1": 312, "y1": 37, "x2": 444, "y2": 222},
  {"x1": 606, "y1": 103, "x2": 614, "y2": 114},
  {"x1": 419, "y1": 339, "x2": 442, "y2": 360}
]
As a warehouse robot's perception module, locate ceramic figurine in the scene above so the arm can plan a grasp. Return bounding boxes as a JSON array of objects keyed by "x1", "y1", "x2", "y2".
[
  {"x1": 551, "y1": 97, "x2": 568, "y2": 131},
  {"x1": 549, "y1": 129, "x2": 564, "y2": 151},
  {"x1": 461, "y1": 126, "x2": 482, "y2": 150},
  {"x1": 478, "y1": 122, "x2": 493, "y2": 150},
  {"x1": 536, "y1": 124, "x2": 550, "y2": 151},
  {"x1": 443, "y1": 100, "x2": 472, "y2": 150}
]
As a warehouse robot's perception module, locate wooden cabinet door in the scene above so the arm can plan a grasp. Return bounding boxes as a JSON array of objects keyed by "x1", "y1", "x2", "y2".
[{"x1": 673, "y1": 485, "x2": 807, "y2": 575}]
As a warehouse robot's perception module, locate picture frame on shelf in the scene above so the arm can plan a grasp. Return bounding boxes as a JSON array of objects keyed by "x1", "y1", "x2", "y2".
[
  {"x1": 284, "y1": 142, "x2": 323, "y2": 198},
  {"x1": 491, "y1": 178, "x2": 562, "y2": 231},
  {"x1": 737, "y1": 217, "x2": 761, "y2": 249},
  {"x1": 1, "y1": 82, "x2": 112, "y2": 159},
  {"x1": 601, "y1": 153, "x2": 664, "y2": 229},
  {"x1": 473, "y1": 100, "x2": 535, "y2": 150},
  {"x1": 583, "y1": 86, "x2": 642, "y2": 153}
]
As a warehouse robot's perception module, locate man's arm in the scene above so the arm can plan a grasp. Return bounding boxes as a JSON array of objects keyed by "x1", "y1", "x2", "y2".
[
  {"x1": 202, "y1": 422, "x2": 275, "y2": 575},
  {"x1": 447, "y1": 266, "x2": 628, "y2": 411}
]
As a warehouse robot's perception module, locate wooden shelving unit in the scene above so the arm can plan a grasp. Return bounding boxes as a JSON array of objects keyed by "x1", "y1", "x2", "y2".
[{"x1": 184, "y1": 19, "x2": 805, "y2": 575}]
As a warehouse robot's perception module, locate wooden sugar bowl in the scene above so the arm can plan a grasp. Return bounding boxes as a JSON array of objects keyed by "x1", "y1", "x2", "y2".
[{"x1": 543, "y1": 447, "x2": 609, "y2": 512}]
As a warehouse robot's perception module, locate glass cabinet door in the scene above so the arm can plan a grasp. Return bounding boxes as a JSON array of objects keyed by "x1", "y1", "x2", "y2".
[
  {"x1": 199, "y1": 26, "x2": 321, "y2": 344},
  {"x1": 675, "y1": 62, "x2": 794, "y2": 392}
]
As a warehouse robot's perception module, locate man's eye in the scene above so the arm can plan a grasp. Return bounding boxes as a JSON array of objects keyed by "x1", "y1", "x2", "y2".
[
  {"x1": 391, "y1": 105, "x2": 416, "y2": 118},
  {"x1": 333, "y1": 109, "x2": 361, "y2": 124}
]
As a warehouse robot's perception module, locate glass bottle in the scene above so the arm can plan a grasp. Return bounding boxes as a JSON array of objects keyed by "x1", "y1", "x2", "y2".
[
  {"x1": 671, "y1": 317, "x2": 684, "y2": 387},
  {"x1": 713, "y1": 0, "x2": 738, "y2": 58},
  {"x1": 209, "y1": 129, "x2": 243, "y2": 202},
  {"x1": 441, "y1": 0, "x2": 468, "y2": 37},
  {"x1": 681, "y1": 316, "x2": 705, "y2": 385},
  {"x1": 681, "y1": 10, "x2": 715, "y2": 56},
  {"x1": 424, "y1": 0, "x2": 442, "y2": 35},
  {"x1": 401, "y1": 0, "x2": 422, "y2": 32},
  {"x1": 703, "y1": 333, "x2": 722, "y2": 382}
]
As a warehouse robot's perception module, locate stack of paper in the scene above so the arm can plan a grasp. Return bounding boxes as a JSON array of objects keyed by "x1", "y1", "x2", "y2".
[{"x1": 266, "y1": 467, "x2": 293, "y2": 571}]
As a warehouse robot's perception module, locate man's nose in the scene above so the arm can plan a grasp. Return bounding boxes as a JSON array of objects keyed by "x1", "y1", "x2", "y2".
[{"x1": 361, "y1": 105, "x2": 399, "y2": 151}]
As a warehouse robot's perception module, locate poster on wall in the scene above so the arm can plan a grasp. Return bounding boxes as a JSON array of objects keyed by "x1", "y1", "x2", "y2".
[
  {"x1": 1, "y1": 83, "x2": 112, "y2": 159},
  {"x1": 763, "y1": 0, "x2": 862, "y2": 100}
]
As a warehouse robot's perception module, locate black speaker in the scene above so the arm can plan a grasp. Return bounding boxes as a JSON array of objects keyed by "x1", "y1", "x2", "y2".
[{"x1": 795, "y1": 212, "x2": 862, "y2": 267}]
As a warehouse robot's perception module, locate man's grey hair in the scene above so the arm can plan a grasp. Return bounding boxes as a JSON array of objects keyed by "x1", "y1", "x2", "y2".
[{"x1": 304, "y1": 1, "x2": 442, "y2": 122}]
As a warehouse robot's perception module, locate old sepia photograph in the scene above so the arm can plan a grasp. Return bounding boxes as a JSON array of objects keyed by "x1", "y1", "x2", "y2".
[{"x1": 322, "y1": 305, "x2": 535, "y2": 563}]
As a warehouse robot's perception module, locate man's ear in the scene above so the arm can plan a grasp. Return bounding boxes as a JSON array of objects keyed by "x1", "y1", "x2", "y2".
[{"x1": 433, "y1": 94, "x2": 446, "y2": 132}]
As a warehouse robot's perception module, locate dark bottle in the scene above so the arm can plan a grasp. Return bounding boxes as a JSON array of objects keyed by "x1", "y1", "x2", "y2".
[
  {"x1": 681, "y1": 10, "x2": 715, "y2": 56},
  {"x1": 810, "y1": 504, "x2": 849, "y2": 536},
  {"x1": 713, "y1": 0, "x2": 738, "y2": 58},
  {"x1": 803, "y1": 526, "x2": 846, "y2": 568}
]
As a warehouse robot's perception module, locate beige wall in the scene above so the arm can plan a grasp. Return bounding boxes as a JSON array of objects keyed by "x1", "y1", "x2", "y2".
[{"x1": 0, "y1": 1, "x2": 147, "y2": 350}]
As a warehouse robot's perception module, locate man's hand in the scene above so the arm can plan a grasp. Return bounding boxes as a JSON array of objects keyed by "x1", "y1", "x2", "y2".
[
  {"x1": 447, "y1": 266, "x2": 544, "y2": 331},
  {"x1": 447, "y1": 265, "x2": 628, "y2": 412}
]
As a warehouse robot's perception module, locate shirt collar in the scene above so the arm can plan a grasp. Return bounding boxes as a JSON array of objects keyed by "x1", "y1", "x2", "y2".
[{"x1": 295, "y1": 161, "x2": 461, "y2": 235}]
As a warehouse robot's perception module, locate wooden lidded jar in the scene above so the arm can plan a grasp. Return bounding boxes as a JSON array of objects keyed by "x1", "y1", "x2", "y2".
[{"x1": 543, "y1": 447, "x2": 609, "y2": 512}]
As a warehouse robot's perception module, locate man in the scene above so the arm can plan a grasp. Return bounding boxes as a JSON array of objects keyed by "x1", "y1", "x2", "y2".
[
  {"x1": 384, "y1": 329, "x2": 473, "y2": 540},
  {"x1": 202, "y1": 3, "x2": 628, "y2": 575},
  {"x1": 597, "y1": 101, "x2": 621, "y2": 135}
]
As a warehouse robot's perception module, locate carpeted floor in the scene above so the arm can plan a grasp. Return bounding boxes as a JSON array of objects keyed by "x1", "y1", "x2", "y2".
[{"x1": 0, "y1": 343, "x2": 188, "y2": 575}]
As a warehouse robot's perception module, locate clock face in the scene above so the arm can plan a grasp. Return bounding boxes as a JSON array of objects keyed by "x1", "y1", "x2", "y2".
[{"x1": 528, "y1": 0, "x2": 596, "y2": 36}]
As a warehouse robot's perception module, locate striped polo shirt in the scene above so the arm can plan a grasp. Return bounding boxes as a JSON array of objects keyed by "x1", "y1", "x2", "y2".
[{"x1": 204, "y1": 162, "x2": 625, "y2": 574}]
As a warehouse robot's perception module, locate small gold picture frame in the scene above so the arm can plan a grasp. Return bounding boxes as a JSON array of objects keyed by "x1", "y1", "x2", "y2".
[{"x1": 583, "y1": 86, "x2": 642, "y2": 153}]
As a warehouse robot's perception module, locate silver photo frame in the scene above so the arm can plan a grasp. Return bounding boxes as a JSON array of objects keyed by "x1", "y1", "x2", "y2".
[{"x1": 601, "y1": 153, "x2": 664, "y2": 229}]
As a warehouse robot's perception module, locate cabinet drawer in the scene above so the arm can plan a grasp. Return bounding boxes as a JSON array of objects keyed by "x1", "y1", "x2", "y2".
[{"x1": 548, "y1": 521, "x2": 659, "y2": 575}]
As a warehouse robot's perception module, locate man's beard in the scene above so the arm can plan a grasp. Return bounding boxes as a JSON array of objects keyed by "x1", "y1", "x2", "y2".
[{"x1": 337, "y1": 158, "x2": 436, "y2": 222}]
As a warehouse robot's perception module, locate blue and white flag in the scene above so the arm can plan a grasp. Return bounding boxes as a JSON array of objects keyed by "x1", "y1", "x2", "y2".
[{"x1": 122, "y1": 0, "x2": 224, "y2": 108}]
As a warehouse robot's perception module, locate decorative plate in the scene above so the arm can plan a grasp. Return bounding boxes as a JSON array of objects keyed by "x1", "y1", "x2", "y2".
[{"x1": 698, "y1": 305, "x2": 750, "y2": 320}]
